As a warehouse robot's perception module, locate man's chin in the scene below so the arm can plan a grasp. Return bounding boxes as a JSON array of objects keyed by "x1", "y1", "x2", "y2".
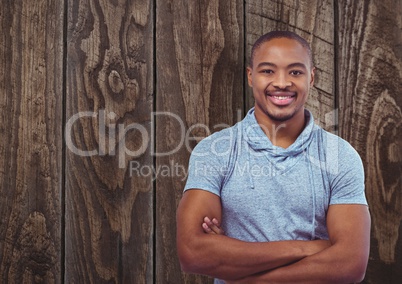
[{"x1": 266, "y1": 111, "x2": 294, "y2": 122}]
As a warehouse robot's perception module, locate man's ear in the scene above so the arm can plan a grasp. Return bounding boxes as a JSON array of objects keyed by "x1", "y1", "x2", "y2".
[
  {"x1": 310, "y1": 67, "x2": 315, "y2": 87},
  {"x1": 247, "y1": 66, "x2": 253, "y2": 87}
]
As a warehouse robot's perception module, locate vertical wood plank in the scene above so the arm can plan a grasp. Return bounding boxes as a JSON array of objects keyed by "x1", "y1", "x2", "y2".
[
  {"x1": 245, "y1": 0, "x2": 335, "y2": 129},
  {"x1": 155, "y1": 0, "x2": 244, "y2": 282},
  {"x1": 337, "y1": 0, "x2": 402, "y2": 282},
  {"x1": 0, "y1": 0, "x2": 63, "y2": 282},
  {"x1": 65, "y1": 0, "x2": 154, "y2": 282}
]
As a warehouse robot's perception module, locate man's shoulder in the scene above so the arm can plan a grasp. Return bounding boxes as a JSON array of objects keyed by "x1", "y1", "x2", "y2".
[
  {"x1": 192, "y1": 122, "x2": 241, "y2": 155},
  {"x1": 313, "y1": 126, "x2": 357, "y2": 152},
  {"x1": 313, "y1": 126, "x2": 363, "y2": 171}
]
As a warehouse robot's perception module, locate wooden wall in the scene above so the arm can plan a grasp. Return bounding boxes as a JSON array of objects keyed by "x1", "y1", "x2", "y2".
[{"x1": 0, "y1": 0, "x2": 400, "y2": 283}]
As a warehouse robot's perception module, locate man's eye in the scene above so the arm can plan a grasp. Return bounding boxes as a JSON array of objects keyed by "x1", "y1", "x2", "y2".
[
  {"x1": 290, "y1": 70, "x2": 303, "y2": 76},
  {"x1": 261, "y1": 69, "x2": 274, "y2": 74}
]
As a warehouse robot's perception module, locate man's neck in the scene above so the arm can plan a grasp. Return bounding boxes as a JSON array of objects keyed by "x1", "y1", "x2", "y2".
[{"x1": 254, "y1": 109, "x2": 306, "y2": 149}]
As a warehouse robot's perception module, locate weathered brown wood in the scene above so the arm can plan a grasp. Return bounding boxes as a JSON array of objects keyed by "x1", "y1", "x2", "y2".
[
  {"x1": 65, "y1": 0, "x2": 154, "y2": 282},
  {"x1": 0, "y1": 0, "x2": 63, "y2": 282},
  {"x1": 0, "y1": 0, "x2": 400, "y2": 283},
  {"x1": 245, "y1": 0, "x2": 335, "y2": 129},
  {"x1": 155, "y1": 0, "x2": 244, "y2": 282},
  {"x1": 337, "y1": 0, "x2": 402, "y2": 282}
]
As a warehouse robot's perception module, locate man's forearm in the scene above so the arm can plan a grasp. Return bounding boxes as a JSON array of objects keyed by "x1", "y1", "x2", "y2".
[
  {"x1": 177, "y1": 190, "x2": 330, "y2": 280},
  {"x1": 179, "y1": 233, "x2": 330, "y2": 280},
  {"x1": 227, "y1": 243, "x2": 366, "y2": 284},
  {"x1": 226, "y1": 205, "x2": 371, "y2": 283}
]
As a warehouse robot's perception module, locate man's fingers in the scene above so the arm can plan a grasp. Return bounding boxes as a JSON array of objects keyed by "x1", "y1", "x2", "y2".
[
  {"x1": 212, "y1": 218, "x2": 224, "y2": 234},
  {"x1": 202, "y1": 222, "x2": 213, "y2": 233},
  {"x1": 212, "y1": 218, "x2": 222, "y2": 227},
  {"x1": 204, "y1": 216, "x2": 218, "y2": 227},
  {"x1": 202, "y1": 216, "x2": 224, "y2": 235},
  {"x1": 202, "y1": 217, "x2": 216, "y2": 234},
  {"x1": 204, "y1": 216, "x2": 212, "y2": 225}
]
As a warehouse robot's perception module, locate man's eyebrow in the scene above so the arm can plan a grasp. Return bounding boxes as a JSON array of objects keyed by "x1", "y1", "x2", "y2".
[
  {"x1": 256, "y1": 62, "x2": 276, "y2": 68},
  {"x1": 256, "y1": 62, "x2": 308, "y2": 69},
  {"x1": 287, "y1": 62, "x2": 308, "y2": 69}
]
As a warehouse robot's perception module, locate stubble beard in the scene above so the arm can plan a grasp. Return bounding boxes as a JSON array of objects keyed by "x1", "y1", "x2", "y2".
[
  {"x1": 264, "y1": 105, "x2": 299, "y2": 123},
  {"x1": 263, "y1": 91, "x2": 307, "y2": 123}
]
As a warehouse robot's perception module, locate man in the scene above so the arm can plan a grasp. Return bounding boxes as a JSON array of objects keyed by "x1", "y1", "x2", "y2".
[{"x1": 176, "y1": 31, "x2": 370, "y2": 283}]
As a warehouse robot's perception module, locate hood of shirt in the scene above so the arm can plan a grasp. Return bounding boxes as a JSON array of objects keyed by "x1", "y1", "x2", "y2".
[{"x1": 241, "y1": 107, "x2": 316, "y2": 166}]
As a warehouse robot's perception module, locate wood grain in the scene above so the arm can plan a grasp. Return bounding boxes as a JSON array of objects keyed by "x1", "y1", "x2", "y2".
[
  {"x1": 245, "y1": 0, "x2": 335, "y2": 130},
  {"x1": 155, "y1": 0, "x2": 244, "y2": 282},
  {"x1": 0, "y1": 0, "x2": 400, "y2": 283},
  {"x1": 337, "y1": 0, "x2": 402, "y2": 282},
  {"x1": 65, "y1": 0, "x2": 154, "y2": 282},
  {"x1": 0, "y1": 0, "x2": 63, "y2": 282}
]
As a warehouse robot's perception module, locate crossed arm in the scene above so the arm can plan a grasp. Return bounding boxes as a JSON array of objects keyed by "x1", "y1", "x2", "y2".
[{"x1": 176, "y1": 189, "x2": 371, "y2": 283}]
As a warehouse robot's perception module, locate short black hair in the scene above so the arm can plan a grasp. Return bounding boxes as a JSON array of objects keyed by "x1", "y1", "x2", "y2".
[{"x1": 250, "y1": 30, "x2": 313, "y2": 68}]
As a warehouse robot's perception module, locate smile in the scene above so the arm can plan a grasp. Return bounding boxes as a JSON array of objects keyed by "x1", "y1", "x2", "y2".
[
  {"x1": 272, "y1": 95, "x2": 295, "y2": 100},
  {"x1": 266, "y1": 92, "x2": 296, "y2": 106}
]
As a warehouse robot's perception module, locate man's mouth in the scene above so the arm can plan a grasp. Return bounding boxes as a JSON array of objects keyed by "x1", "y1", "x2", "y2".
[
  {"x1": 271, "y1": 95, "x2": 295, "y2": 100},
  {"x1": 266, "y1": 92, "x2": 296, "y2": 106}
]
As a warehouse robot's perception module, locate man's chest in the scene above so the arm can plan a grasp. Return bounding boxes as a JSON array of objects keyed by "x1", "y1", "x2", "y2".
[{"x1": 220, "y1": 154, "x2": 330, "y2": 241}]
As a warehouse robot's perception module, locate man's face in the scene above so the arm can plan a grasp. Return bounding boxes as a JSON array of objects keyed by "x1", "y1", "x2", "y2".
[{"x1": 247, "y1": 38, "x2": 315, "y2": 123}]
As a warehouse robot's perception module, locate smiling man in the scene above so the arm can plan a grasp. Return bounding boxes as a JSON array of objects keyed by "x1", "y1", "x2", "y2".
[{"x1": 176, "y1": 31, "x2": 371, "y2": 283}]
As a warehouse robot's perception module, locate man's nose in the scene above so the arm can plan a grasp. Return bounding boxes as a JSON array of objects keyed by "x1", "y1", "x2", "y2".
[{"x1": 272, "y1": 73, "x2": 291, "y2": 89}]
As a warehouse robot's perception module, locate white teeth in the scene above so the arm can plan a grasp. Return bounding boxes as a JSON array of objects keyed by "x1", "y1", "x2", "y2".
[{"x1": 273, "y1": 96, "x2": 290, "y2": 100}]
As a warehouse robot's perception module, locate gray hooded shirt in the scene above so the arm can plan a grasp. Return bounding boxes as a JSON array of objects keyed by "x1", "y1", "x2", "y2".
[{"x1": 184, "y1": 107, "x2": 367, "y2": 282}]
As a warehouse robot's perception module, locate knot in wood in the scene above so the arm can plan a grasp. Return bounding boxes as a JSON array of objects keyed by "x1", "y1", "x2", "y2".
[{"x1": 108, "y1": 70, "x2": 124, "y2": 94}]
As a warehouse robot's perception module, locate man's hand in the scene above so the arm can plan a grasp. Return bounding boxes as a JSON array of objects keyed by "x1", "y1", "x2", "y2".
[{"x1": 202, "y1": 217, "x2": 225, "y2": 235}]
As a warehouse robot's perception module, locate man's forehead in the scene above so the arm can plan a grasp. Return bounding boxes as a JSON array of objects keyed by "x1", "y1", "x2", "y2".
[
  {"x1": 257, "y1": 39, "x2": 308, "y2": 55},
  {"x1": 253, "y1": 38, "x2": 311, "y2": 66}
]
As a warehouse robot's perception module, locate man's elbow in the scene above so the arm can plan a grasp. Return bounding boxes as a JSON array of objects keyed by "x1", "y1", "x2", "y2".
[
  {"x1": 350, "y1": 261, "x2": 368, "y2": 283},
  {"x1": 343, "y1": 256, "x2": 368, "y2": 283},
  {"x1": 177, "y1": 247, "x2": 198, "y2": 273},
  {"x1": 177, "y1": 243, "x2": 211, "y2": 274}
]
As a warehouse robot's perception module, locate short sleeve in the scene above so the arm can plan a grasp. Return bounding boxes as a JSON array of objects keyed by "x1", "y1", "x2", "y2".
[
  {"x1": 327, "y1": 137, "x2": 368, "y2": 206},
  {"x1": 184, "y1": 136, "x2": 227, "y2": 197}
]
